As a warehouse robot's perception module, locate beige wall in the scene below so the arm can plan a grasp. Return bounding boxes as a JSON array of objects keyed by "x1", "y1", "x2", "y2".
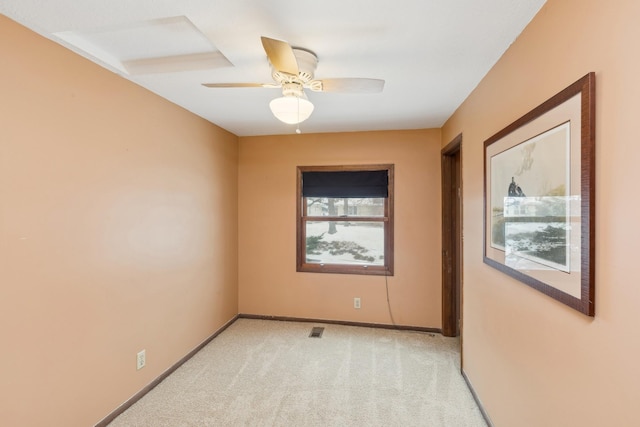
[
  {"x1": 7, "y1": 0, "x2": 639, "y2": 425},
  {"x1": 442, "y1": 0, "x2": 640, "y2": 425},
  {"x1": 0, "y1": 16, "x2": 239, "y2": 426},
  {"x1": 238, "y1": 130, "x2": 442, "y2": 328}
]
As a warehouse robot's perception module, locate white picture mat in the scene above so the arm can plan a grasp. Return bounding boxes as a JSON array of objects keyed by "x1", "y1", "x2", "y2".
[{"x1": 485, "y1": 93, "x2": 582, "y2": 298}]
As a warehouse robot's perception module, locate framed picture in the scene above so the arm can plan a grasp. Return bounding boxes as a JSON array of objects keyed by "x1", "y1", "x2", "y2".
[{"x1": 483, "y1": 73, "x2": 595, "y2": 316}]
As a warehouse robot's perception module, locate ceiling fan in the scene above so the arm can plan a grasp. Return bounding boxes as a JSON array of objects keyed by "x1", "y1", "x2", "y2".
[{"x1": 202, "y1": 37, "x2": 385, "y2": 126}]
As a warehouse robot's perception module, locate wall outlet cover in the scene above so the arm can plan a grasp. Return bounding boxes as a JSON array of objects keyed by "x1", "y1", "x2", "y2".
[{"x1": 136, "y1": 349, "x2": 146, "y2": 370}]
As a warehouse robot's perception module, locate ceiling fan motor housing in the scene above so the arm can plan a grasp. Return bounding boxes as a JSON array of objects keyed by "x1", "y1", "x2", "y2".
[{"x1": 271, "y1": 48, "x2": 318, "y2": 84}]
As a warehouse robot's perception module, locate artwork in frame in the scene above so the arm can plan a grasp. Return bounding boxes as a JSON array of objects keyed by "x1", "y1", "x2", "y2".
[{"x1": 483, "y1": 72, "x2": 595, "y2": 316}]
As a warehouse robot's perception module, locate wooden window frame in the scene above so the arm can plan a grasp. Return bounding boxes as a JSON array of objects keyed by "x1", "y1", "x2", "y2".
[{"x1": 296, "y1": 164, "x2": 394, "y2": 276}]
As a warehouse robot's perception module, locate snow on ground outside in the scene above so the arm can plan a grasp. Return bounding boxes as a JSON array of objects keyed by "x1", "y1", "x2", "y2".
[{"x1": 306, "y1": 221, "x2": 384, "y2": 265}]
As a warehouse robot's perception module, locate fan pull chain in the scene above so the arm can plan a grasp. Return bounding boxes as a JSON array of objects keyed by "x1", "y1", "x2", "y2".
[{"x1": 296, "y1": 95, "x2": 302, "y2": 134}]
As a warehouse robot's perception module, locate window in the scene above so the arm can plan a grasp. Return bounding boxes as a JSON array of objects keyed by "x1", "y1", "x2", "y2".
[{"x1": 296, "y1": 165, "x2": 394, "y2": 275}]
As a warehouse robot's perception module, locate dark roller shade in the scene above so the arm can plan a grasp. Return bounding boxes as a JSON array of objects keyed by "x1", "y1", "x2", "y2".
[{"x1": 302, "y1": 170, "x2": 388, "y2": 198}]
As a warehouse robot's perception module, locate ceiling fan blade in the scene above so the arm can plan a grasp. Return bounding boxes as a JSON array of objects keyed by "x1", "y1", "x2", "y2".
[
  {"x1": 311, "y1": 78, "x2": 385, "y2": 93},
  {"x1": 261, "y1": 36, "x2": 299, "y2": 76},
  {"x1": 202, "y1": 83, "x2": 279, "y2": 88}
]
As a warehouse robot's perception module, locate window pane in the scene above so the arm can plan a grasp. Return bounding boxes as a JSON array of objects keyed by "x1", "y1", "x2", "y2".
[
  {"x1": 305, "y1": 221, "x2": 384, "y2": 265},
  {"x1": 305, "y1": 197, "x2": 384, "y2": 217}
]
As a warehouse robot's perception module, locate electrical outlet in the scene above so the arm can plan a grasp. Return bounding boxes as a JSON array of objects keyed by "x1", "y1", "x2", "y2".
[
  {"x1": 354, "y1": 297, "x2": 361, "y2": 309},
  {"x1": 136, "y1": 349, "x2": 146, "y2": 370}
]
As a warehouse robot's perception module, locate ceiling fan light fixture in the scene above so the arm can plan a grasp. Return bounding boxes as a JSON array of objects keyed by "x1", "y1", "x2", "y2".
[{"x1": 269, "y1": 94, "x2": 314, "y2": 124}]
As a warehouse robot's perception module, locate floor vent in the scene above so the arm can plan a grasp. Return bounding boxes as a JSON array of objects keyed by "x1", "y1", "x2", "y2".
[{"x1": 309, "y1": 327, "x2": 324, "y2": 338}]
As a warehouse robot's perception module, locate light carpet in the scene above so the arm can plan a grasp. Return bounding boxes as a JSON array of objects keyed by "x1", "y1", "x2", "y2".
[{"x1": 108, "y1": 319, "x2": 487, "y2": 426}]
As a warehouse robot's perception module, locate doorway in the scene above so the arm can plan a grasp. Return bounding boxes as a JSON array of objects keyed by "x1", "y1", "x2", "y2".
[{"x1": 442, "y1": 134, "x2": 462, "y2": 338}]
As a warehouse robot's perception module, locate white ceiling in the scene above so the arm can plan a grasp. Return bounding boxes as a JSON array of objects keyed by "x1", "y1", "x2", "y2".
[{"x1": 1, "y1": 0, "x2": 546, "y2": 137}]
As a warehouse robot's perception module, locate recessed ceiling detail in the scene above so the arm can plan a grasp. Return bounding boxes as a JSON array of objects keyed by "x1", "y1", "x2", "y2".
[
  {"x1": 53, "y1": 16, "x2": 232, "y2": 75},
  {"x1": 1, "y1": 0, "x2": 547, "y2": 136}
]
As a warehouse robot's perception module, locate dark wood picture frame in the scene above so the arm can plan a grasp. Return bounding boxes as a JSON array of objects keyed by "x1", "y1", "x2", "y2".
[{"x1": 483, "y1": 73, "x2": 595, "y2": 316}]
